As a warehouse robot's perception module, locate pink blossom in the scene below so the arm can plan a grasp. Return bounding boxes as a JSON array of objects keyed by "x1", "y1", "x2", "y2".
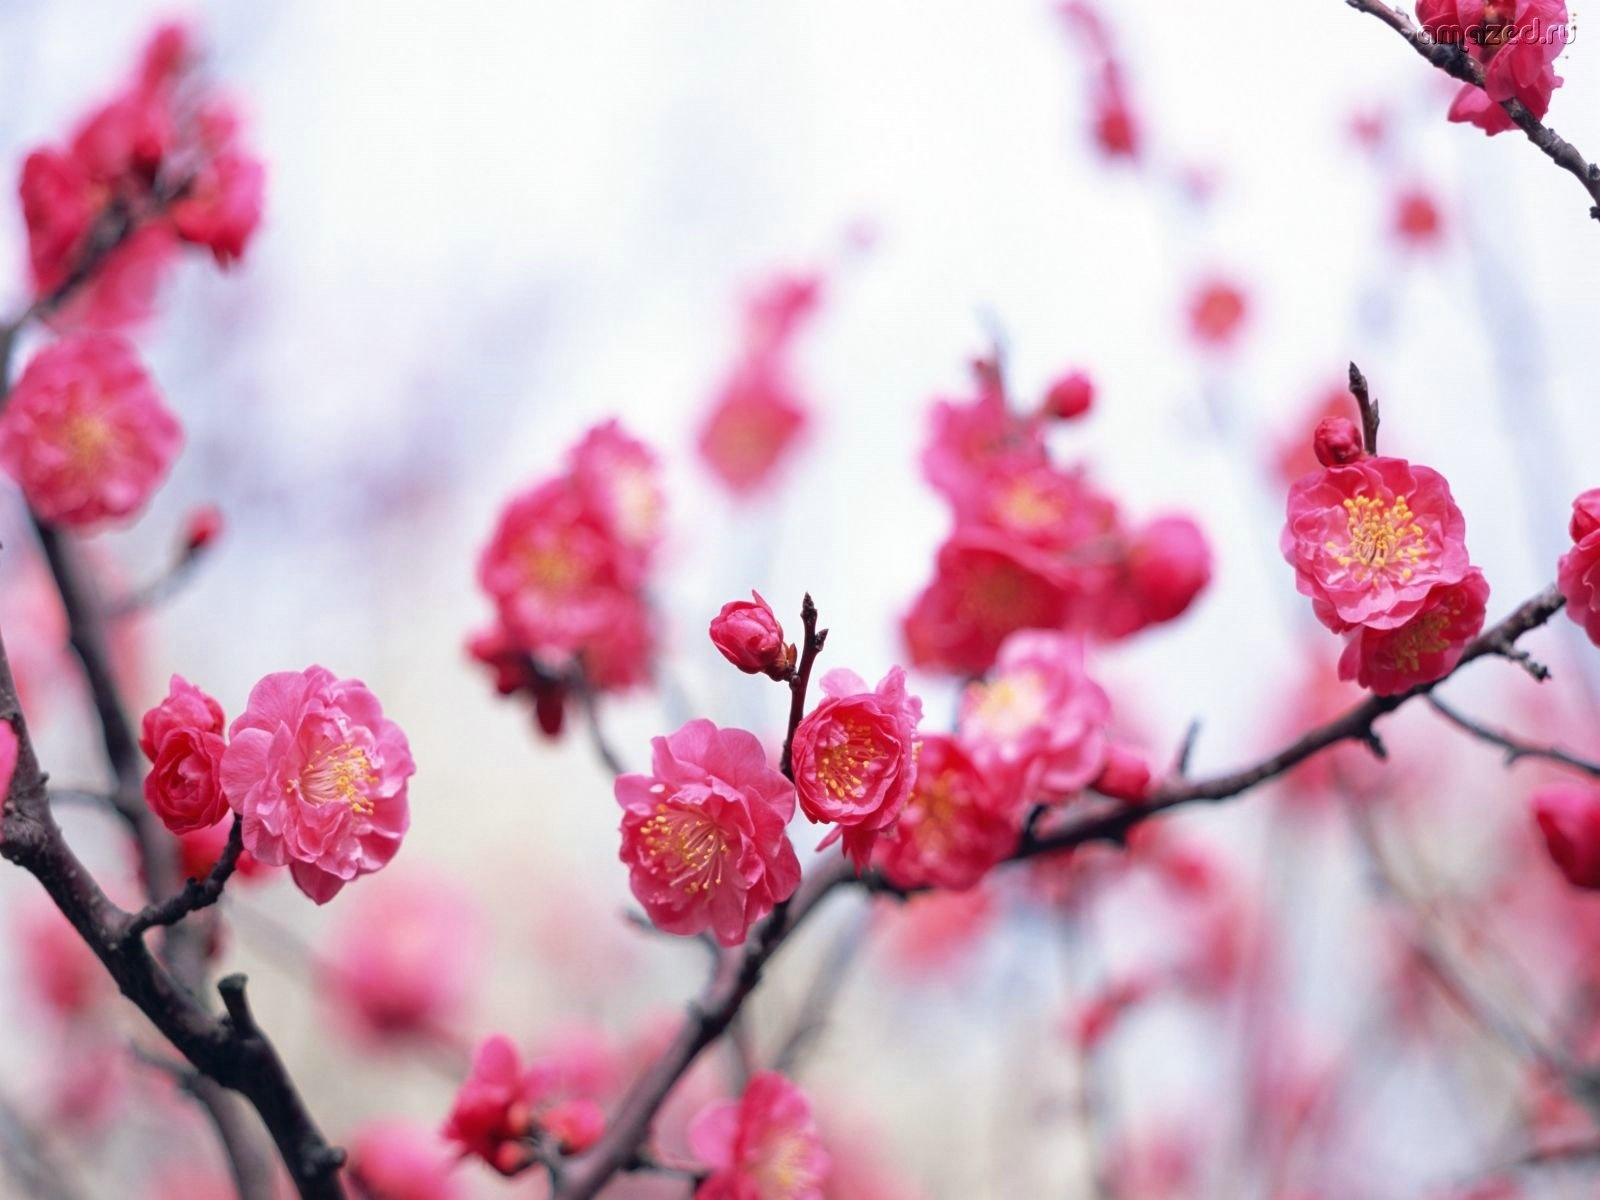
[
  {"x1": 442, "y1": 1035, "x2": 538, "y2": 1175},
  {"x1": 1424, "y1": 0, "x2": 1570, "y2": 135},
  {"x1": 1337, "y1": 570, "x2": 1489, "y2": 695},
  {"x1": 710, "y1": 591, "x2": 794, "y2": 678},
  {"x1": 791, "y1": 667, "x2": 923, "y2": 870},
  {"x1": 1282, "y1": 455, "x2": 1472, "y2": 631},
  {"x1": 1092, "y1": 743, "x2": 1153, "y2": 803},
  {"x1": 138, "y1": 675, "x2": 228, "y2": 834},
  {"x1": 347, "y1": 1120, "x2": 462, "y2": 1200},
  {"x1": 959, "y1": 631, "x2": 1110, "y2": 804},
  {"x1": 171, "y1": 148, "x2": 265, "y2": 266},
  {"x1": 324, "y1": 875, "x2": 481, "y2": 1040},
  {"x1": 1109, "y1": 514, "x2": 1212, "y2": 633},
  {"x1": 1187, "y1": 278, "x2": 1249, "y2": 350},
  {"x1": 0, "y1": 335, "x2": 182, "y2": 527},
  {"x1": 1533, "y1": 784, "x2": 1600, "y2": 889},
  {"x1": 569, "y1": 419, "x2": 666, "y2": 571},
  {"x1": 1275, "y1": 384, "x2": 1359, "y2": 485},
  {"x1": 874, "y1": 734, "x2": 1020, "y2": 892},
  {"x1": 1393, "y1": 187, "x2": 1445, "y2": 248},
  {"x1": 1313, "y1": 417, "x2": 1364, "y2": 468},
  {"x1": 617, "y1": 719, "x2": 801, "y2": 946},
  {"x1": 689, "y1": 1071, "x2": 830, "y2": 1200},
  {"x1": 1042, "y1": 370, "x2": 1095, "y2": 421},
  {"x1": 18, "y1": 902, "x2": 109, "y2": 1022},
  {"x1": 698, "y1": 360, "x2": 809, "y2": 494},
  {"x1": 1558, "y1": 488, "x2": 1600, "y2": 645},
  {"x1": 220, "y1": 666, "x2": 414, "y2": 904}
]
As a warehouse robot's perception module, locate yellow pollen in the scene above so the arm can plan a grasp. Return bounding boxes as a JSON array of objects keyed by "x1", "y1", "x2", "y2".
[
  {"x1": 816, "y1": 720, "x2": 881, "y2": 801},
  {"x1": 1325, "y1": 493, "x2": 1429, "y2": 587},
  {"x1": 639, "y1": 805, "x2": 729, "y2": 895},
  {"x1": 61, "y1": 410, "x2": 117, "y2": 474},
  {"x1": 518, "y1": 542, "x2": 583, "y2": 592},
  {"x1": 293, "y1": 742, "x2": 379, "y2": 814},
  {"x1": 753, "y1": 1130, "x2": 817, "y2": 1199}
]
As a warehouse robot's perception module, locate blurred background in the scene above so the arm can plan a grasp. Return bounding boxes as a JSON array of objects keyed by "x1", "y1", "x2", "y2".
[{"x1": 2, "y1": 1, "x2": 1600, "y2": 1197}]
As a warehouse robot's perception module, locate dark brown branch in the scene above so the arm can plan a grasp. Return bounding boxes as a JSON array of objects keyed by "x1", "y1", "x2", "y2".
[
  {"x1": 1428, "y1": 696, "x2": 1600, "y2": 779},
  {"x1": 779, "y1": 594, "x2": 827, "y2": 781},
  {"x1": 126, "y1": 816, "x2": 245, "y2": 941},
  {"x1": 1348, "y1": 362, "x2": 1379, "y2": 455},
  {"x1": 1344, "y1": 0, "x2": 1600, "y2": 224}
]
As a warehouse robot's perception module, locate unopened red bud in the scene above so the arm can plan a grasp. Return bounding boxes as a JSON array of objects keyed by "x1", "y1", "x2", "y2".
[
  {"x1": 1092, "y1": 744, "x2": 1153, "y2": 803},
  {"x1": 182, "y1": 504, "x2": 224, "y2": 553},
  {"x1": 1533, "y1": 784, "x2": 1600, "y2": 890},
  {"x1": 1570, "y1": 488, "x2": 1600, "y2": 543},
  {"x1": 541, "y1": 1099, "x2": 605, "y2": 1155},
  {"x1": 709, "y1": 591, "x2": 794, "y2": 679},
  {"x1": 1313, "y1": 417, "x2": 1364, "y2": 467},
  {"x1": 1042, "y1": 370, "x2": 1095, "y2": 421}
]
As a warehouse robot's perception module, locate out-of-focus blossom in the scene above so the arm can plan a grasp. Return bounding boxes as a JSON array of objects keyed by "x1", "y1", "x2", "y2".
[
  {"x1": 1057, "y1": 3, "x2": 1143, "y2": 162},
  {"x1": 791, "y1": 667, "x2": 923, "y2": 870},
  {"x1": 1421, "y1": 0, "x2": 1570, "y2": 135},
  {"x1": 710, "y1": 591, "x2": 794, "y2": 679},
  {"x1": 347, "y1": 1119, "x2": 463, "y2": 1200},
  {"x1": 1533, "y1": 783, "x2": 1600, "y2": 888},
  {"x1": 221, "y1": 666, "x2": 414, "y2": 904},
  {"x1": 138, "y1": 675, "x2": 228, "y2": 834},
  {"x1": 1393, "y1": 186, "x2": 1445, "y2": 248},
  {"x1": 960, "y1": 631, "x2": 1109, "y2": 805},
  {"x1": 689, "y1": 1071, "x2": 830, "y2": 1199},
  {"x1": 442, "y1": 1035, "x2": 538, "y2": 1176},
  {"x1": 0, "y1": 334, "x2": 182, "y2": 527},
  {"x1": 1186, "y1": 277, "x2": 1249, "y2": 350},
  {"x1": 875, "y1": 888, "x2": 997, "y2": 976},
  {"x1": 617, "y1": 719, "x2": 801, "y2": 946},
  {"x1": 1337, "y1": 569, "x2": 1489, "y2": 695},
  {"x1": 874, "y1": 735, "x2": 1019, "y2": 891},
  {"x1": 1092, "y1": 742, "x2": 1153, "y2": 803},
  {"x1": 1314, "y1": 417, "x2": 1365, "y2": 468},
  {"x1": 1042, "y1": 370, "x2": 1095, "y2": 421},
  {"x1": 1282, "y1": 455, "x2": 1472, "y2": 631},
  {"x1": 1558, "y1": 488, "x2": 1600, "y2": 645}
]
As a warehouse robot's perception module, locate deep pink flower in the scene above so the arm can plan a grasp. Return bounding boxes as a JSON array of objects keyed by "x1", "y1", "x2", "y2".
[
  {"x1": 171, "y1": 148, "x2": 264, "y2": 266},
  {"x1": 689, "y1": 1072, "x2": 830, "y2": 1200},
  {"x1": 347, "y1": 1120, "x2": 462, "y2": 1200},
  {"x1": 1042, "y1": 370, "x2": 1095, "y2": 421},
  {"x1": 959, "y1": 630, "x2": 1110, "y2": 804},
  {"x1": 220, "y1": 666, "x2": 414, "y2": 904},
  {"x1": 874, "y1": 735, "x2": 1020, "y2": 892},
  {"x1": 442, "y1": 1035, "x2": 537, "y2": 1175},
  {"x1": 1187, "y1": 278, "x2": 1249, "y2": 350},
  {"x1": 791, "y1": 667, "x2": 923, "y2": 871},
  {"x1": 617, "y1": 719, "x2": 801, "y2": 946},
  {"x1": 1112, "y1": 514, "x2": 1212, "y2": 632},
  {"x1": 1533, "y1": 784, "x2": 1600, "y2": 889},
  {"x1": 921, "y1": 384, "x2": 1048, "y2": 509},
  {"x1": 710, "y1": 591, "x2": 794, "y2": 678},
  {"x1": 18, "y1": 902, "x2": 109, "y2": 1021},
  {"x1": 1337, "y1": 570, "x2": 1489, "y2": 695},
  {"x1": 1314, "y1": 417, "x2": 1365, "y2": 468},
  {"x1": 0, "y1": 335, "x2": 182, "y2": 527},
  {"x1": 138, "y1": 675, "x2": 228, "y2": 834},
  {"x1": 1559, "y1": 488, "x2": 1600, "y2": 646},
  {"x1": 1282, "y1": 455, "x2": 1472, "y2": 631},
  {"x1": 1393, "y1": 187, "x2": 1444, "y2": 248},
  {"x1": 325, "y1": 876, "x2": 481, "y2": 1040}
]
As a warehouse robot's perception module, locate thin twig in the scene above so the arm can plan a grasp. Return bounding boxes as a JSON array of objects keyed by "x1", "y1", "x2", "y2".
[
  {"x1": 1427, "y1": 696, "x2": 1600, "y2": 778},
  {"x1": 779, "y1": 594, "x2": 827, "y2": 781},
  {"x1": 1348, "y1": 361, "x2": 1379, "y2": 455},
  {"x1": 1343, "y1": 0, "x2": 1600, "y2": 224},
  {"x1": 125, "y1": 816, "x2": 245, "y2": 941}
]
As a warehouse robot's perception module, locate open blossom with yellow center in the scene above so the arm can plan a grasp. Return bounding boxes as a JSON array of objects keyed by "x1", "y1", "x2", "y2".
[
  {"x1": 617, "y1": 719, "x2": 800, "y2": 947},
  {"x1": 688, "y1": 1071, "x2": 830, "y2": 1199},
  {"x1": 221, "y1": 666, "x2": 414, "y2": 905},
  {"x1": 0, "y1": 333, "x2": 182, "y2": 528},
  {"x1": 1337, "y1": 569, "x2": 1489, "y2": 696},
  {"x1": 1283, "y1": 455, "x2": 1472, "y2": 632},
  {"x1": 876, "y1": 735, "x2": 1021, "y2": 892}
]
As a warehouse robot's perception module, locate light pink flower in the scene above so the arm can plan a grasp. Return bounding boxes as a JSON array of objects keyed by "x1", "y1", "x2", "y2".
[
  {"x1": 690, "y1": 1071, "x2": 830, "y2": 1200},
  {"x1": 138, "y1": 675, "x2": 228, "y2": 834},
  {"x1": 698, "y1": 360, "x2": 809, "y2": 494},
  {"x1": 1337, "y1": 570, "x2": 1490, "y2": 695},
  {"x1": 1533, "y1": 783, "x2": 1600, "y2": 889},
  {"x1": 0, "y1": 335, "x2": 182, "y2": 527},
  {"x1": 617, "y1": 719, "x2": 801, "y2": 946},
  {"x1": 1187, "y1": 277, "x2": 1249, "y2": 350},
  {"x1": 1281, "y1": 455, "x2": 1472, "y2": 632},
  {"x1": 959, "y1": 630, "x2": 1110, "y2": 804},
  {"x1": 1559, "y1": 488, "x2": 1600, "y2": 646},
  {"x1": 1042, "y1": 370, "x2": 1095, "y2": 421},
  {"x1": 921, "y1": 378, "x2": 1048, "y2": 509},
  {"x1": 220, "y1": 666, "x2": 414, "y2": 904},
  {"x1": 710, "y1": 591, "x2": 794, "y2": 678},
  {"x1": 791, "y1": 667, "x2": 923, "y2": 871},
  {"x1": 347, "y1": 1120, "x2": 462, "y2": 1200},
  {"x1": 874, "y1": 735, "x2": 1020, "y2": 892},
  {"x1": 325, "y1": 875, "x2": 481, "y2": 1040}
]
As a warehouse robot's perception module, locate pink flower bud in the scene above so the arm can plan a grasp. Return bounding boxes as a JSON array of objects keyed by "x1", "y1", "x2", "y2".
[
  {"x1": 1533, "y1": 785, "x2": 1600, "y2": 889},
  {"x1": 541, "y1": 1098, "x2": 605, "y2": 1154},
  {"x1": 709, "y1": 591, "x2": 794, "y2": 679},
  {"x1": 1127, "y1": 516, "x2": 1212, "y2": 625},
  {"x1": 1042, "y1": 370, "x2": 1095, "y2": 421},
  {"x1": 1092, "y1": 744, "x2": 1153, "y2": 803},
  {"x1": 139, "y1": 675, "x2": 228, "y2": 835},
  {"x1": 1570, "y1": 488, "x2": 1600, "y2": 543},
  {"x1": 182, "y1": 504, "x2": 225, "y2": 554},
  {"x1": 1312, "y1": 417, "x2": 1364, "y2": 467}
]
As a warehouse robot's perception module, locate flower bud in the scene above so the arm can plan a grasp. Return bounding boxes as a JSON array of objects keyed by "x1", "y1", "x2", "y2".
[
  {"x1": 1127, "y1": 516, "x2": 1211, "y2": 625},
  {"x1": 1092, "y1": 743, "x2": 1153, "y2": 803},
  {"x1": 709, "y1": 591, "x2": 794, "y2": 679},
  {"x1": 1570, "y1": 488, "x2": 1600, "y2": 543},
  {"x1": 1313, "y1": 417, "x2": 1364, "y2": 467},
  {"x1": 182, "y1": 503, "x2": 224, "y2": 554},
  {"x1": 1042, "y1": 370, "x2": 1095, "y2": 421},
  {"x1": 1533, "y1": 784, "x2": 1600, "y2": 889}
]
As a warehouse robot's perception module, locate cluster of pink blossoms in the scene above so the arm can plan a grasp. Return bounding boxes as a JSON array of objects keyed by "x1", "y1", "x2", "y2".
[
  {"x1": 137, "y1": 667, "x2": 414, "y2": 903},
  {"x1": 472, "y1": 420, "x2": 664, "y2": 736},
  {"x1": 1281, "y1": 419, "x2": 1488, "y2": 695},
  {"x1": 697, "y1": 272, "x2": 820, "y2": 494},
  {"x1": 1557, "y1": 489, "x2": 1600, "y2": 646},
  {"x1": 19, "y1": 23, "x2": 263, "y2": 328},
  {"x1": 903, "y1": 356, "x2": 1211, "y2": 676},
  {"x1": 1416, "y1": 0, "x2": 1570, "y2": 134}
]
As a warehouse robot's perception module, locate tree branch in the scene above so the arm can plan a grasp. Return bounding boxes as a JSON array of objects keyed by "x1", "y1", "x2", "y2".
[
  {"x1": 125, "y1": 816, "x2": 245, "y2": 941},
  {"x1": 779, "y1": 594, "x2": 827, "y2": 781},
  {"x1": 1343, "y1": 0, "x2": 1600, "y2": 224},
  {"x1": 1427, "y1": 695, "x2": 1600, "y2": 779}
]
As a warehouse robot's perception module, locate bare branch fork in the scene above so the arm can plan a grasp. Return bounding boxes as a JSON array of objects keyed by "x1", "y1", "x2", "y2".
[{"x1": 1343, "y1": 0, "x2": 1600, "y2": 223}]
